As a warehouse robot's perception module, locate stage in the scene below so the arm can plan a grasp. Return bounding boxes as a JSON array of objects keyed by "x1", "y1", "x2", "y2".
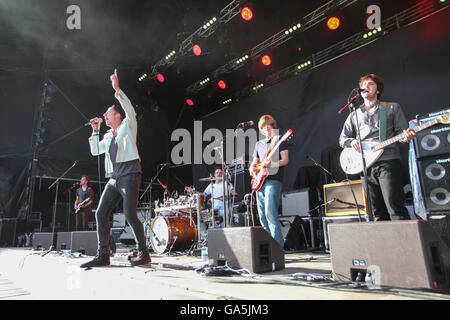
[{"x1": 1, "y1": 247, "x2": 449, "y2": 301}]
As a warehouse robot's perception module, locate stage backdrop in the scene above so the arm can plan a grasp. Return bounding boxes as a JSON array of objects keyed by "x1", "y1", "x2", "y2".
[{"x1": 192, "y1": 9, "x2": 449, "y2": 201}]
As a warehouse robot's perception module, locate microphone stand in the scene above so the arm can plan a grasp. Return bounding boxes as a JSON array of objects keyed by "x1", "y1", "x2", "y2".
[
  {"x1": 139, "y1": 163, "x2": 167, "y2": 246},
  {"x1": 306, "y1": 154, "x2": 337, "y2": 183},
  {"x1": 338, "y1": 89, "x2": 373, "y2": 222},
  {"x1": 47, "y1": 160, "x2": 78, "y2": 251}
]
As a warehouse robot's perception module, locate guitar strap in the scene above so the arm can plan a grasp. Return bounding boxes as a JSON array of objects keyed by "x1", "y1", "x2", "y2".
[
  {"x1": 378, "y1": 101, "x2": 387, "y2": 142},
  {"x1": 267, "y1": 135, "x2": 279, "y2": 156}
]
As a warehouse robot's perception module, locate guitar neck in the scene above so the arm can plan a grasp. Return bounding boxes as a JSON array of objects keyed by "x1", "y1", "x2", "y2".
[{"x1": 372, "y1": 118, "x2": 438, "y2": 151}]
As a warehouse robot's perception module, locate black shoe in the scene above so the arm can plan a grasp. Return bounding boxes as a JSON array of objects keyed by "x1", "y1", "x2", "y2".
[{"x1": 80, "y1": 251, "x2": 110, "y2": 268}]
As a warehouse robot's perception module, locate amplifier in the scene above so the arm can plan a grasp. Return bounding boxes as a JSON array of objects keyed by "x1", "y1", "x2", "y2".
[
  {"x1": 413, "y1": 108, "x2": 450, "y2": 159},
  {"x1": 323, "y1": 180, "x2": 368, "y2": 217},
  {"x1": 281, "y1": 188, "x2": 310, "y2": 216}
]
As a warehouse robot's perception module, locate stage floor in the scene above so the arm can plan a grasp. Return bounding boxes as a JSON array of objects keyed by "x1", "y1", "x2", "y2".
[{"x1": 0, "y1": 247, "x2": 449, "y2": 301}]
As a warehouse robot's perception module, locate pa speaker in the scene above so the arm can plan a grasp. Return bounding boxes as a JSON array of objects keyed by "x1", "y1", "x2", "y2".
[
  {"x1": 413, "y1": 108, "x2": 450, "y2": 159},
  {"x1": 56, "y1": 232, "x2": 72, "y2": 250},
  {"x1": 417, "y1": 154, "x2": 450, "y2": 212},
  {"x1": 323, "y1": 180, "x2": 368, "y2": 217},
  {"x1": 329, "y1": 220, "x2": 450, "y2": 289},
  {"x1": 208, "y1": 227, "x2": 285, "y2": 273},
  {"x1": 32, "y1": 232, "x2": 53, "y2": 250},
  {"x1": 71, "y1": 231, "x2": 98, "y2": 256}
]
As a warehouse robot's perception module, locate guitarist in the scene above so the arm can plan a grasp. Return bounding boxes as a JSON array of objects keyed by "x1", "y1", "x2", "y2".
[
  {"x1": 339, "y1": 74, "x2": 416, "y2": 221},
  {"x1": 249, "y1": 115, "x2": 289, "y2": 249},
  {"x1": 74, "y1": 175, "x2": 94, "y2": 231}
]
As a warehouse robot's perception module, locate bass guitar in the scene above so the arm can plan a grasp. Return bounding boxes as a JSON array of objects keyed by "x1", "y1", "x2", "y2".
[
  {"x1": 340, "y1": 112, "x2": 450, "y2": 175},
  {"x1": 250, "y1": 129, "x2": 293, "y2": 191},
  {"x1": 75, "y1": 197, "x2": 91, "y2": 214}
]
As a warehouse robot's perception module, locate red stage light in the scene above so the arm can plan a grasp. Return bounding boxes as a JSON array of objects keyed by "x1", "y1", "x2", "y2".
[
  {"x1": 241, "y1": 7, "x2": 253, "y2": 21},
  {"x1": 156, "y1": 73, "x2": 165, "y2": 83},
  {"x1": 193, "y1": 44, "x2": 202, "y2": 56},
  {"x1": 327, "y1": 17, "x2": 340, "y2": 30},
  {"x1": 186, "y1": 99, "x2": 194, "y2": 106},
  {"x1": 261, "y1": 55, "x2": 271, "y2": 66},
  {"x1": 218, "y1": 80, "x2": 226, "y2": 89}
]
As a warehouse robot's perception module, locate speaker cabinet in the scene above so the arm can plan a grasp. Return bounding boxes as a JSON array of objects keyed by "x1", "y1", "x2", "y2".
[
  {"x1": 56, "y1": 232, "x2": 72, "y2": 250},
  {"x1": 208, "y1": 227, "x2": 285, "y2": 273},
  {"x1": 417, "y1": 154, "x2": 450, "y2": 212},
  {"x1": 323, "y1": 180, "x2": 368, "y2": 217},
  {"x1": 329, "y1": 220, "x2": 450, "y2": 289},
  {"x1": 71, "y1": 231, "x2": 98, "y2": 256},
  {"x1": 0, "y1": 218, "x2": 17, "y2": 247},
  {"x1": 32, "y1": 232, "x2": 53, "y2": 250},
  {"x1": 413, "y1": 108, "x2": 450, "y2": 159}
]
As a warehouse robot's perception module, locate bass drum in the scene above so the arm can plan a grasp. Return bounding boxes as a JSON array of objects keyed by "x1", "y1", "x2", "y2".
[{"x1": 150, "y1": 216, "x2": 198, "y2": 254}]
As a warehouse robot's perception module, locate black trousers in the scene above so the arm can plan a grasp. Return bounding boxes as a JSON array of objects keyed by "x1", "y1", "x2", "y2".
[
  {"x1": 363, "y1": 160, "x2": 410, "y2": 221},
  {"x1": 95, "y1": 173, "x2": 146, "y2": 252},
  {"x1": 75, "y1": 209, "x2": 90, "y2": 231}
]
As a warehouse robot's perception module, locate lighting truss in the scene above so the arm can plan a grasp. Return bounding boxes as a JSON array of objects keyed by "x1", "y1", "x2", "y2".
[
  {"x1": 186, "y1": 0, "x2": 358, "y2": 94},
  {"x1": 147, "y1": 0, "x2": 241, "y2": 78},
  {"x1": 202, "y1": 0, "x2": 448, "y2": 118}
]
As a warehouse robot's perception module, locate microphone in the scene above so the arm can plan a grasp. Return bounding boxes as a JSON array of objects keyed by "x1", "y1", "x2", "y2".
[
  {"x1": 237, "y1": 120, "x2": 254, "y2": 128},
  {"x1": 84, "y1": 118, "x2": 103, "y2": 127},
  {"x1": 358, "y1": 88, "x2": 368, "y2": 93}
]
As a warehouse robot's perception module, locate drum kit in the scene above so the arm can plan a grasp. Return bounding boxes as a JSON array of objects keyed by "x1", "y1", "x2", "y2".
[
  {"x1": 148, "y1": 175, "x2": 259, "y2": 255},
  {"x1": 150, "y1": 176, "x2": 222, "y2": 255}
]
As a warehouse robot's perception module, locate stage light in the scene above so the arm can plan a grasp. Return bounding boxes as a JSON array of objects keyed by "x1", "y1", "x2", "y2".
[
  {"x1": 186, "y1": 99, "x2": 194, "y2": 106},
  {"x1": 362, "y1": 27, "x2": 382, "y2": 39},
  {"x1": 241, "y1": 7, "x2": 253, "y2": 21},
  {"x1": 200, "y1": 77, "x2": 210, "y2": 85},
  {"x1": 236, "y1": 54, "x2": 249, "y2": 64},
  {"x1": 253, "y1": 83, "x2": 264, "y2": 91},
  {"x1": 327, "y1": 17, "x2": 340, "y2": 30},
  {"x1": 203, "y1": 17, "x2": 217, "y2": 29},
  {"x1": 193, "y1": 44, "x2": 202, "y2": 56},
  {"x1": 138, "y1": 73, "x2": 147, "y2": 81},
  {"x1": 297, "y1": 60, "x2": 312, "y2": 70},
  {"x1": 165, "y1": 50, "x2": 176, "y2": 60},
  {"x1": 261, "y1": 55, "x2": 271, "y2": 66},
  {"x1": 156, "y1": 73, "x2": 165, "y2": 83},
  {"x1": 218, "y1": 80, "x2": 226, "y2": 89},
  {"x1": 222, "y1": 98, "x2": 232, "y2": 105},
  {"x1": 285, "y1": 23, "x2": 301, "y2": 35}
]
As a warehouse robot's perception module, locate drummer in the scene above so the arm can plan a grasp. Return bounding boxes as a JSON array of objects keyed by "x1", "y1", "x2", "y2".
[{"x1": 186, "y1": 166, "x2": 235, "y2": 228}]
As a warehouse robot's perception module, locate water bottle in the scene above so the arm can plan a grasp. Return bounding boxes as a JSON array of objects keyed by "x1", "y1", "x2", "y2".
[{"x1": 201, "y1": 244, "x2": 208, "y2": 266}]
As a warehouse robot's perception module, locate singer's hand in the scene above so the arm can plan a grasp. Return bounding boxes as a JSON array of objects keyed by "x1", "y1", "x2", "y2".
[
  {"x1": 351, "y1": 140, "x2": 361, "y2": 153},
  {"x1": 90, "y1": 117, "x2": 102, "y2": 131},
  {"x1": 110, "y1": 69, "x2": 120, "y2": 93}
]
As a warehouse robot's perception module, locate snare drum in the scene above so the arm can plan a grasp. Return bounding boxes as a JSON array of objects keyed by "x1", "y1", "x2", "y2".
[{"x1": 150, "y1": 216, "x2": 197, "y2": 254}]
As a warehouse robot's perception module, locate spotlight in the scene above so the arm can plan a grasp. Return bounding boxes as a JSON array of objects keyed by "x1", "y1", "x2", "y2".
[
  {"x1": 156, "y1": 73, "x2": 165, "y2": 83},
  {"x1": 236, "y1": 54, "x2": 249, "y2": 64},
  {"x1": 218, "y1": 80, "x2": 226, "y2": 89},
  {"x1": 261, "y1": 55, "x2": 271, "y2": 66},
  {"x1": 241, "y1": 7, "x2": 253, "y2": 21},
  {"x1": 200, "y1": 77, "x2": 210, "y2": 85},
  {"x1": 285, "y1": 23, "x2": 301, "y2": 35},
  {"x1": 327, "y1": 17, "x2": 340, "y2": 30},
  {"x1": 252, "y1": 83, "x2": 264, "y2": 91},
  {"x1": 138, "y1": 73, "x2": 147, "y2": 82},
  {"x1": 222, "y1": 98, "x2": 232, "y2": 105},
  {"x1": 186, "y1": 99, "x2": 194, "y2": 106},
  {"x1": 193, "y1": 44, "x2": 202, "y2": 56}
]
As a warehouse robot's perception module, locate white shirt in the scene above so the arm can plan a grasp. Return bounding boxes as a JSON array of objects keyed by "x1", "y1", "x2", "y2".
[{"x1": 203, "y1": 181, "x2": 234, "y2": 208}]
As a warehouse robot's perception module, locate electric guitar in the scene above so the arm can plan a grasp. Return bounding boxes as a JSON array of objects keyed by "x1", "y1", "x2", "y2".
[
  {"x1": 340, "y1": 113, "x2": 450, "y2": 175},
  {"x1": 250, "y1": 129, "x2": 293, "y2": 191},
  {"x1": 75, "y1": 197, "x2": 91, "y2": 214}
]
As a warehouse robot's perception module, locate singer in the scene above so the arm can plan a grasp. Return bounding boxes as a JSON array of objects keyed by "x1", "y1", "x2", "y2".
[
  {"x1": 339, "y1": 74, "x2": 416, "y2": 221},
  {"x1": 80, "y1": 69, "x2": 150, "y2": 268}
]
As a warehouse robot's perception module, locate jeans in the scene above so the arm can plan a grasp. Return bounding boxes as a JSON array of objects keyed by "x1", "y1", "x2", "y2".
[
  {"x1": 256, "y1": 179, "x2": 285, "y2": 248},
  {"x1": 95, "y1": 173, "x2": 146, "y2": 252},
  {"x1": 364, "y1": 160, "x2": 410, "y2": 221},
  {"x1": 75, "y1": 209, "x2": 90, "y2": 231}
]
